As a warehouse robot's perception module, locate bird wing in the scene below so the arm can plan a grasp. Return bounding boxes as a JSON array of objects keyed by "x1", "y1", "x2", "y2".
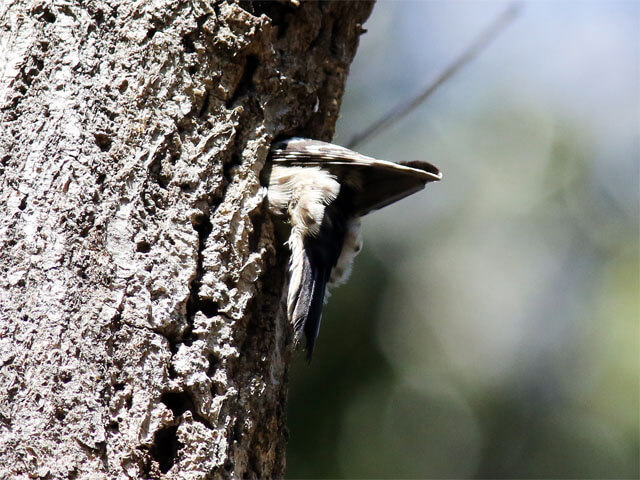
[{"x1": 269, "y1": 138, "x2": 442, "y2": 216}]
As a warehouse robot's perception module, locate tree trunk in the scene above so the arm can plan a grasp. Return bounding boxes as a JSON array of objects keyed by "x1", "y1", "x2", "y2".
[{"x1": 0, "y1": 1, "x2": 373, "y2": 478}]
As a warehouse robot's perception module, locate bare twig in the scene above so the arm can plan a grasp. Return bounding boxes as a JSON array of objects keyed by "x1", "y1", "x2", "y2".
[{"x1": 346, "y1": 2, "x2": 523, "y2": 150}]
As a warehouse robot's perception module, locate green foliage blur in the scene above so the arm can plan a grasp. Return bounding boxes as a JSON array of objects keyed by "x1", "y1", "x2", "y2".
[{"x1": 286, "y1": 2, "x2": 639, "y2": 478}]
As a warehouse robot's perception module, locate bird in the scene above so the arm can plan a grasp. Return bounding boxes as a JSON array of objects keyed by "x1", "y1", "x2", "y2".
[{"x1": 265, "y1": 137, "x2": 441, "y2": 360}]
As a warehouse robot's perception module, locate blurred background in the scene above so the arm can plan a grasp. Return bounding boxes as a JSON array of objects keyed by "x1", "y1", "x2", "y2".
[{"x1": 286, "y1": 1, "x2": 638, "y2": 478}]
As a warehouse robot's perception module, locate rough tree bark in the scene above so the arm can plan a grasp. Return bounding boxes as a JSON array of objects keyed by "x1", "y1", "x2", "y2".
[{"x1": 0, "y1": 1, "x2": 373, "y2": 478}]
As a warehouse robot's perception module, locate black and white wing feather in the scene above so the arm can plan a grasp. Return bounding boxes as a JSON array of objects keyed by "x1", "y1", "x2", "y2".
[{"x1": 270, "y1": 137, "x2": 442, "y2": 216}]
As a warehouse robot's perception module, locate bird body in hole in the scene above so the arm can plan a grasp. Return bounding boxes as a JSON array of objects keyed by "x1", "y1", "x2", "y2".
[{"x1": 266, "y1": 137, "x2": 441, "y2": 360}]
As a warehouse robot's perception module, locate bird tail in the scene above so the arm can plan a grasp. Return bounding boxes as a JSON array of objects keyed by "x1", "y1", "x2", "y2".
[{"x1": 287, "y1": 231, "x2": 330, "y2": 361}]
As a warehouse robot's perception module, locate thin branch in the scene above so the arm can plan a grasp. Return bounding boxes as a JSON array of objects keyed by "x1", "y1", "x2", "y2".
[{"x1": 346, "y1": 2, "x2": 523, "y2": 150}]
